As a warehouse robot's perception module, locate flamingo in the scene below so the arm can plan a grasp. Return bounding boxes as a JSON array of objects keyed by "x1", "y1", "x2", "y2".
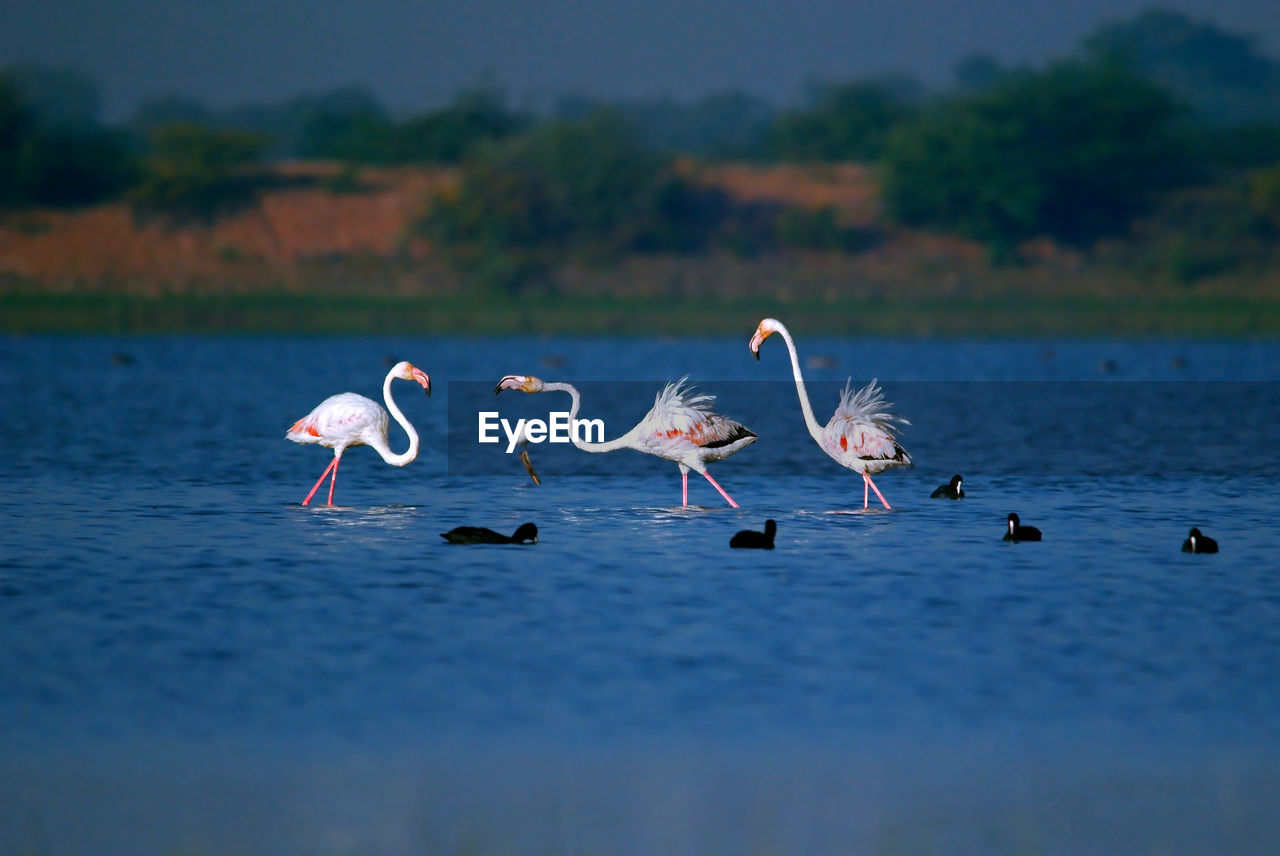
[
  {"x1": 285, "y1": 361, "x2": 431, "y2": 506},
  {"x1": 494, "y1": 375, "x2": 756, "y2": 508},
  {"x1": 749, "y1": 318, "x2": 910, "y2": 509}
]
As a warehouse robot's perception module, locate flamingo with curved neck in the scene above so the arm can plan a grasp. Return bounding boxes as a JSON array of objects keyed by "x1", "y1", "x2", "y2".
[
  {"x1": 286, "y1": 360, "x2": 431, "y2": 506},
  {"x1": 495, "y1": 375, "x2": 756, "y2": 508},
  {"x1": 750, "y1": 318, "x2": 910, "y2": 509}
]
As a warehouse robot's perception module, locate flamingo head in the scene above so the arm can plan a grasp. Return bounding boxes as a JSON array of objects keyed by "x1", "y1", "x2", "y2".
[
  {"x1": 494, "y1": 375, "x2": 543, "y2": 394},
  {"x1": 393, "y1": 361, "x2": 431, "y2": 396},
  {"x1": 749, "y1": 318, "x2": 783, "y2": 360}
]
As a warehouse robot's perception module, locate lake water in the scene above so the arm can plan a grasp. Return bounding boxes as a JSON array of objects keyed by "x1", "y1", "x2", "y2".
[{"x1": 3, "y1": 334, "x2": 1280, "y2": 854}]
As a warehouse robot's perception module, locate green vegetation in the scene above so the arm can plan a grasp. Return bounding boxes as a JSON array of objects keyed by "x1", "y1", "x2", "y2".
[
  {"x1": 298, "y1": 84, "x2": 526, "y2": 164},
  {"x1": 880, "y1": 60, "x2": 1193, "y2": 254},
  {"x1": 132, "y1": 86, "x2": 385, "y2": 160},
  {"x1": 573, "y1": 91, "x2": 775, "y2": 157},
  {"x1": 2, "y1": 8, "x2": 1280, "y2": 336},
  {"x1": 0, "y1": 73, "x2": 137, "y2": 207},
  {"x1": 417, "y1": 111, "x2": 731, "y2": 288},
  {"x1": 1083, "y1": 8, "x2": 1280, "y2": 125},
  {"x1": 130, "y1": 123, "x2": 272, "y2": 219},
  {"x1": 768, "y1": 79, "x2": 919, "y2": 162}
]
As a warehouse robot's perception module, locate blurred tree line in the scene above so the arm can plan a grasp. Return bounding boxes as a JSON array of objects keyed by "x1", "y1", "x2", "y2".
[
  {"x1": 0, "y1": 69, "x2": 137, "y2": 207},
  {"x1": 2, "y1": 7, "x2": 1278, "y2": 279}
]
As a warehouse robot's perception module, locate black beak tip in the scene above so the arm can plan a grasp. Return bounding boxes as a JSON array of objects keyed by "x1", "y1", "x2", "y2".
[
  {"x1": 752, "y1": 350, "x2": 760, "y2": 361},
  {"x1": 493, "y1": 384, "x2": 503, "y2": 394}
]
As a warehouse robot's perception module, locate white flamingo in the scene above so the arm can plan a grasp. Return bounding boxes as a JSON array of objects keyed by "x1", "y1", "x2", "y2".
[
  {"x1": 286, "y1": 361, "x2": 431, "y2": 506},
  {"x1": 495, "y1": 375, "x2": 756, "y2": 508},
  {"x1": 749, "y1": 318, "x2": 910, "y2": 509}
]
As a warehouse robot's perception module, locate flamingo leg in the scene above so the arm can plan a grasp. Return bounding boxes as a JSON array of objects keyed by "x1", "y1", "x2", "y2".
[
  {"x1": 682, "y1": 469, "x2": 689, "y2": 508},
  {"x1": 863, "y1": 471, "x2": 891, "y2": 510},
  {"x1": 326, "y1": 455, "x2": 341, "y2": 506},
  {"x1": 302, "y1": 457, "x2": 338, "y2": 506},
  {"x1": 701, "y1": 470, "x2": 740, "y2": 509},
  {"x1": 519, "y1": 448, "x2": 541, "y2": 485}
]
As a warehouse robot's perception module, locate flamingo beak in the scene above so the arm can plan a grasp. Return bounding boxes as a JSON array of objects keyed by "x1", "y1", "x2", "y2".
[
  {"x1": 411, "y1": 368, "x2": 431, "y2": 396},
  {"x1": 494, "y1": 375, "x2": 529, "y2": 394},
  {"x1": 494, "y1": 376, "x2": 535, "y2": 396},
  {"x1": 749, "y1": 329, "x2": 766, "y2": 360}
]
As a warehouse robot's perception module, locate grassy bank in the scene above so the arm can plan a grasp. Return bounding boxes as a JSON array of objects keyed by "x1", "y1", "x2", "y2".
[{"x1": 4, "y1": 291, "x2": 1278, "y2": 337}]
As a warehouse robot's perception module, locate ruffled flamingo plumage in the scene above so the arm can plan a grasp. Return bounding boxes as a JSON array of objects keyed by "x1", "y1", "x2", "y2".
[
  {"x1": 495, "y1": 375, "x2": 755, "y2": 507},
  {"x1": 749, "y1": 318, "x2": 910, "y2": 509}
]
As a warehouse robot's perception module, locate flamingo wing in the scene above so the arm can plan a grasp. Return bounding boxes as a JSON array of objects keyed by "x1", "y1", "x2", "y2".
[
  {"x1": 690, "y1": 412, "x2": 757, "y2": 449},
  {"x1": 287, "y1": 393, "x2": 386, "y2": 446},
  {"x1": 823, "y1": 379, "x2": 910, "y2": 467},
  {"x1": 823, "y1": 420, "x2": 903, "y2": 460},
  {"x1": 640, "y1": 378, "x2": 757, "y2": 460}
]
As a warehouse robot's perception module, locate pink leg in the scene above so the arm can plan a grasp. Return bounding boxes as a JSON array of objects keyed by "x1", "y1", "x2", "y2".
[
  {"x1": 682, "y1": 470, "x2": 689, "y2": 507},
  {"x1": 302, "y1": 457, "x2": 337, "y2": 506},
  {"x1": 701, "y1": 470, "x2": 740, "y2": 509},
  {"x1": 863, "y1": 471, "x2": 891, "y2": 510},
  {"x1": 326, "y1": 455, "x2": 341, "y2": 506}
]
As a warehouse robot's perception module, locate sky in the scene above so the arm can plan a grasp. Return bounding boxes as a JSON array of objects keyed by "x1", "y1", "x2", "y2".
[{"x1": 4, "y1": 0, "x2": 1280, "y2": 120}]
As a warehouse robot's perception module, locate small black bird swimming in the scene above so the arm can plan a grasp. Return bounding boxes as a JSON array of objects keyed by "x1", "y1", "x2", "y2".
[
  {"x1": 1181, "y1": 527, "x2": 1218, "y2": 554},
  {"x1": 930, "y1": 474, "x2": 964, "y2": 499},
  {"x1": 730, "y1": 519, "x2": 776, "y2": 549},
  {"x1": 441, "y1": 522, "x2": 538, "y2": 545},
  {"x1": 1003, "y1": 513, "x2": 1042, "y2": 542}
]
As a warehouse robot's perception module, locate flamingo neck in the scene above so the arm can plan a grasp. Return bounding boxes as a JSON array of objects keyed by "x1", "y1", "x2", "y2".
[
  {"x1": 375, "y1": 367, "x2": 420, "y2": 467},
  {"x1": 542, "y1": 381, "x2": 633, "y2": 453},
  {"x1": 774, "y1": 324, "x2": 826, "y2": 444}
]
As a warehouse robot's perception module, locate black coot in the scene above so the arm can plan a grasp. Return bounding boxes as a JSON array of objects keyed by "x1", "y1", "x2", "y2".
[
  {"x1": 441, "y1": 522, "x2": 538, "y2": 544},
  {"x1": 1003, "y1": 513, "x2": 1042, "y2": 542},
  {"x1": 1181, "y1": 527, "x2": 1218, "y2": 554},
  {"x1": 730, "y1": 519, "x2": 776, "y2": 549},
  {"x1": 931, "y1": 474, "x2": 964, "y2": 499}
]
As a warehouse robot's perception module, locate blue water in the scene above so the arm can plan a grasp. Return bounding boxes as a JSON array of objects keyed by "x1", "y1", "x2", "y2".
[{"x1": 3, "y1": 334, "x2": 1280, "y2": 854}]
